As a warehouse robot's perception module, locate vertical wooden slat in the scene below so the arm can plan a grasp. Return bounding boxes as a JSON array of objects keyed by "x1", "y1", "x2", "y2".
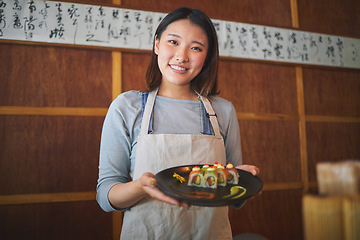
[
  {"x1": 111, "y1": 52, "x2": 123, "y2": 235},
  {"x1": 113, "y1": 211, "x2": 124, "y2": 240},
  {"x1": 112, "y1": 51, "x2": 122, "y2": 100},
  {"x1": 111, "y1": 3, "x2": 122, "y2": 239},
  {"x1": 296, "y1": 67, "x2": 309, "y2": 192},
  {"x1": 291, "y1": 0, "x2": 309, "y2": 192},
  {"x1": 290, "y1": 0, "x2": 300, "y2": 28},
  {"x1": 111, "y1": 50, "x2": 123, "y2": 237}
]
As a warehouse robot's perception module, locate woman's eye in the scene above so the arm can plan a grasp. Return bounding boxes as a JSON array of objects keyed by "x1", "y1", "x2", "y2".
[
  {"x1": 192, "y1": 46, "x2": 203, "y2": 52},
  {"x1": 169, "y1": 40, "x2": 178, "y2": 45}
]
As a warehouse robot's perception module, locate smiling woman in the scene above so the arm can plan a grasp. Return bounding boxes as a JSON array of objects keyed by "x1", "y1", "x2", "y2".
[{"x1": 96, "y1": 7, "x2": 259, "y2": 240}]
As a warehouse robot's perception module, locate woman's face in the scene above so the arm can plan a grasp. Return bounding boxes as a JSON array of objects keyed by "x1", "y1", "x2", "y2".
[{"x1": 155, "y1": 19, "x2": 208, "y2": 89}]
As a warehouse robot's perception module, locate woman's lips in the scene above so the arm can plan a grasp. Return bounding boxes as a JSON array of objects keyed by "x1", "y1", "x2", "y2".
[{"x1": 169, "y1": 64, "x2": 188, "y2": 72}]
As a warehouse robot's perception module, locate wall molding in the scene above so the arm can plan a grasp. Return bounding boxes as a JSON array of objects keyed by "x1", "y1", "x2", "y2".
[
  {"x1": 0, "y1": 106, "x2": 107, "y2": 116},
  {"x1": 0, "y1": 182, "x2": 308, "y2": 205}
]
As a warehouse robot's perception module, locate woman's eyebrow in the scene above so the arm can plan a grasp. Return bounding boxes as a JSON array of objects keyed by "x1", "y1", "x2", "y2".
[{"x1": 167, "y1": 33, "x2": 206, "y2": 47}]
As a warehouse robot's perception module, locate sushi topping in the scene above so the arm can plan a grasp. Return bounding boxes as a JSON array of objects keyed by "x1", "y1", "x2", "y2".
[
  {"x1": 192, "y1": 166, "x2": 200, "y2": 171},
  {"x1": 173, "y1": 173, "x2": 185, "y2": 183},
  {"x1": 226, "y1": 163, "x2": 234, "y2": 169}
]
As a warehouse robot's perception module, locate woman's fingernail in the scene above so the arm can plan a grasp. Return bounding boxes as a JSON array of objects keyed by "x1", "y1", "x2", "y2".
[{"x1": 150, "y1": 180, "x2": 155, "y2": 186}]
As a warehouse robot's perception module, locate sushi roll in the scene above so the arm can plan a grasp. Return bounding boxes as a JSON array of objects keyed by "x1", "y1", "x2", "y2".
[
  {"x1": 188, "y1": 166, "x2": 204, "y2": 187},
  {"x1": 200, "y1": 164, "x2": 209, "y2": 176},
  {"x1": 216, "y1": 164, "x2": 228, "y2": 187},
  {"x1": 203, "y1": 166, "x2": 218, "y2": 188},
  {"x1": 226, "y1": 163, "x2": 239, "y2": 184}
]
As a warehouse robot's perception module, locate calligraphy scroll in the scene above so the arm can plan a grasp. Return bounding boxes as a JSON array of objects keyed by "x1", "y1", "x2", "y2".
[{"x1": 0, "y1": 0, "x2": 359, "y2": 69}]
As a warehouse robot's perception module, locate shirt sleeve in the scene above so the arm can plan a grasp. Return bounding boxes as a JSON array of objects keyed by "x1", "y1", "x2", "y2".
[
  {"x1": 212, "y1": 97, "x2": 243, "y2": 167},
  {"x1": 225, "y1": 102, "x2": 243, "y2": 166},
  {"x1": 96, "y1": 92, "x2": 140, "y2": 212}
]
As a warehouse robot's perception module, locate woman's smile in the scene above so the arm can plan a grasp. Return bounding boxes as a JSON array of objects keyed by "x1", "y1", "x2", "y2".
[{"x1": 169, "y1": 64, "x2": 189, "y2": 72}]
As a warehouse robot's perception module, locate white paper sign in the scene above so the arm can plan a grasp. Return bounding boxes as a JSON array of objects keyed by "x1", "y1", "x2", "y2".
[{"x1": 1, "y1": 0, "x2": 359, "y2": 69}]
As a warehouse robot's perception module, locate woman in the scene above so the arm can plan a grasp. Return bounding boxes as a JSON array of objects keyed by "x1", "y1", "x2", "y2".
[{"x1": 97, "y1": 7, "x2": 259, "y2": 239}]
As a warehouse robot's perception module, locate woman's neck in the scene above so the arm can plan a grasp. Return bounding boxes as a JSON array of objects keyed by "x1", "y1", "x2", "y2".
[{"x1": 158, "y1": 84, "x2": 198, "y2": 100}]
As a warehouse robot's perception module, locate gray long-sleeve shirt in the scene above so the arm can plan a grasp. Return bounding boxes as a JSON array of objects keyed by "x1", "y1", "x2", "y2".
[{"x1": 96, "y1": 90, "x2": 242, "y2": 212}]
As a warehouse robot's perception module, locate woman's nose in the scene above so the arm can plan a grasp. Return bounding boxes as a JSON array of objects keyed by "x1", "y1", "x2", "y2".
[{"x1": 176, "y1": 47, "x2": 189, "y2": 62}]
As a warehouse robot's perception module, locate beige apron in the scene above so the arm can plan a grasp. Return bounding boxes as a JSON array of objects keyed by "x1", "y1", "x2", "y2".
[{"x1": 120, "y1": 89, "x2": 232, "y2": 240}]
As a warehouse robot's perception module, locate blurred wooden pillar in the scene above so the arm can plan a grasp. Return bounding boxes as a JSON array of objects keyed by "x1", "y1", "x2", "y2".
[
  {"x1": 290, "y1": 0, "x2": 309, "y2": 193},
  {"x1": 111, "y1": 2, "x2": 123, "y2": 240},
  {"x1": 113, "y1": 211, "x2": 124, "y2": 240},
  {"x1": 343, "y1": 196, "x2": 360, "y2": 240},
  {"x1": 303, "y1": 195, "x2": 344, "y2": 240},
  {"x1": 303, "y1": 194, "x2": 360, "y2": 240}
]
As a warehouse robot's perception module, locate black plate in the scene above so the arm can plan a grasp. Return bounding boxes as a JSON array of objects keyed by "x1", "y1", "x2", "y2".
[{"x1": 154, "y1": 164, "x2": 263, "y2": 207}]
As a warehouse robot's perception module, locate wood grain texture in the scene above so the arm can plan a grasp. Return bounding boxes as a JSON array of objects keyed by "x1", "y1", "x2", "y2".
[
  {"x1": 303, "y1": 67, "x2": 360, "y2": 117},
  {"x1": 239, "y1": 120, "x2": 302, "y2": 183},
  {"x1": 0, "y1": 44, "x2": 112, "y2": 108},
  {"x1": 1, "y1": 1, "x2": 359, "y2": 239},
  {"x1": 0, "y1": 192, "x2": 95, "y2": 205},
  {"x1": 218, "y1": 60, "x2": 298, "y2": 115},
  {"x1": 306, "y1": 122, "x2": 360, "y2": 181},
  {"x1": 0, "y1": 115, "x2": 104, "y2": 195},
  {"x1": 295, "y1": 66, "x2": 309, "y2": 192},
  {"x1": 0, "y1": 201, "x2": 112, "y2": 240},
  {"x1": 121, "y1": 52, "x2": 150, "y2": 92},
  {"x1": 0, "y1": 106, "x2": 107, "y2": 116},
  {"x1": 298, "y1": 0, "x2": 360, "y2": 37},
  {"x1": 112, "y1": 51, "x2": 122, "y2": 100},
  {"x1": 121, "y1": 0, "x2": 293, "y2": 28},
  {"x1": 229, "y1": 189, "x2": 303, "y2": 240}
]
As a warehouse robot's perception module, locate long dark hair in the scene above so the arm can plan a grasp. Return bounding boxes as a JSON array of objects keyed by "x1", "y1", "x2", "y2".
[{"x1": 145, "y1": 7, "x2": 219, "y2": 97}]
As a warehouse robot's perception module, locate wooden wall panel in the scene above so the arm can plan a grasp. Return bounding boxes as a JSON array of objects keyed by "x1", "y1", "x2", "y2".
[
  {"x1": 0, "y1": 115, "x2": 104, "y2": 195},
  {"x1": 219, "y1": 61, "x2": 298, "y2": 115},
  {"x1": 0, "y1": 44, "x2": 112, "y2": 108},
  {"x1": 121, "y1": 0, "x2": 293, "y2": 28},
  {"x1": 306, "y1": 122, "x2": 360, "y2": 181},
  {"x1": 1, "y1": 0, "x2": 359, "y2": 240},
  {"x1": 0, "y1": 201, "x2": 112, "y2": 240},
  {"x1": 298, "y1": 0, "x2": 360, "y2": 37},
  {"x1": 121, "y1": 52, "x2": 150, "y2": 92},
  {"x1": 239, "y1": 120, "x2": 301, "y2": 183},
  {"x1": 303, "y1": 67, "x2": 360, "y2": 117},
  {"x1": 229, "y1": 190, "x2": 303, "y2": 240}
]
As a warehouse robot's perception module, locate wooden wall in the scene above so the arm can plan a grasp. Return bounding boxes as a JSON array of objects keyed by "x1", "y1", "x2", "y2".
[{"x1": 0, "y1": 0, "x2": 359, "y2": 239}]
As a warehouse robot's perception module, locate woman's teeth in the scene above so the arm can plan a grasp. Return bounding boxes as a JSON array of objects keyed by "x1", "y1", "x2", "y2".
[{"x1": 170, "y1": 65, "x2": 187, "y2": 71}]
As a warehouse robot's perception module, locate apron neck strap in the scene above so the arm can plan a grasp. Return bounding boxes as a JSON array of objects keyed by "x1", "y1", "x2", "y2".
[
  {"x1": 140, "y1": 88, "x2": 158, "y2": 135},
  {"x1": 141, "y1": 88, "x2": 221, "y2": 137},
  {"x1": 195, "y1": 93, "x2": 222, "y2": 137}
]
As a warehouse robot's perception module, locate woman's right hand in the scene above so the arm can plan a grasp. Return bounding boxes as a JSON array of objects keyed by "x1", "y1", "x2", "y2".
[
  {"x1": 140, "y1": 172, "x2": 190, "y2": 208},
  {"x1": 108, "y1": 172, "x2": 190, "y2": 209}
]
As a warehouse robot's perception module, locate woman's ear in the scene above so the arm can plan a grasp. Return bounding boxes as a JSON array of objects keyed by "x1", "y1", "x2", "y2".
[{"x1": 154, "y1": 35, "x2": 159, "y2": 55}]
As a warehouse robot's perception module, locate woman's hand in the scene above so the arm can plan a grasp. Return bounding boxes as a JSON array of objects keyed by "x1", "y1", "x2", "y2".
[
  {"x1": 235, "y1": 164, "x2": 262, "y2": 199},
  {"x1": 236, "y1": 164, "x2": 260, "y2": 176},
  {"x1": 140, "y1": 172, "x2": 190, "y2": 208}
]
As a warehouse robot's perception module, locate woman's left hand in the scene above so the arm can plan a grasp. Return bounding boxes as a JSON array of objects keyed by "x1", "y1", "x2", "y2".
[
  {"x1": 236, "y1": 164, "x2": 262, "y2": 199},
  {"x1": 236, "y1": 164, "x2": 260, "y2": 176}
]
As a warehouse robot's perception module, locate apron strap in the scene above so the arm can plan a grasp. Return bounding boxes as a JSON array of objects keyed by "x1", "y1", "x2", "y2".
[
  {"x1": 197, "y1": 95, "x2": 222, "y2": 138},
  {"x1": 141, "y1": 88, "x2": 222, "y2": 138},
  {"x1": 140, "y1": 88, "x2": 158, "y2": 135}
]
